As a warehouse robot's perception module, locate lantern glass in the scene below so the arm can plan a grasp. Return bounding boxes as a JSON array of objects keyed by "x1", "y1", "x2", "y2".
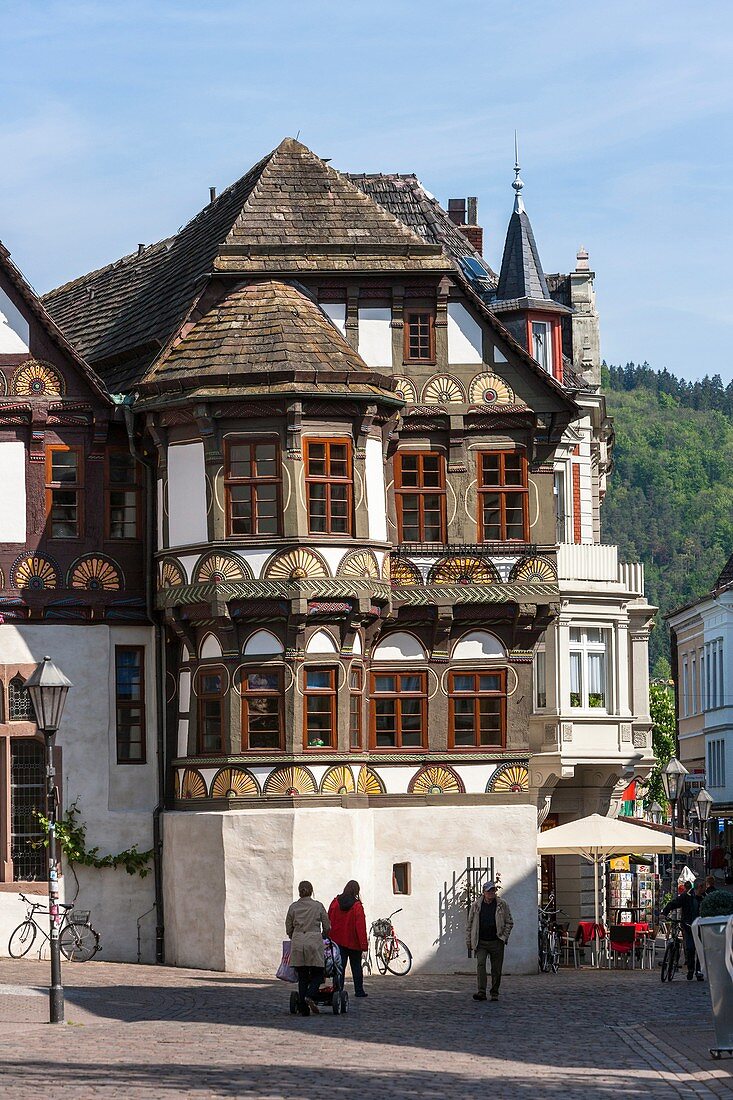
[
  {"x1": 24, "y1": 656, "x2": 72, "y2": 734},
  {"x1": 696, "y1": 787, "x2": 714, "y2": 823},
  {"x1": 661, "y1": 756, "x2": 688, "y2": 803}
]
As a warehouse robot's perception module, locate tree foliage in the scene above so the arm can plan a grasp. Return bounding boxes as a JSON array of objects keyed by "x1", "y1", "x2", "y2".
[
  {"x1": 646, "y1": 684, "x2": 676, "y2": 808},
  {"x1": 601, "y1": 363, "x2": 733, "y2": 669}
]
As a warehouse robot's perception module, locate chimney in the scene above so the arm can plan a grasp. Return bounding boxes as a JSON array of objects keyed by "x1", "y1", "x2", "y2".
[
  {"x1": 209, "y1": 186, "x2": 217, "y2": 203},
  {"x1": 137, "y1": 243, "x2": 145, "y2": 256},
  {"x1": 448, "y1": 196, "x2": 483, "y2": 255}
]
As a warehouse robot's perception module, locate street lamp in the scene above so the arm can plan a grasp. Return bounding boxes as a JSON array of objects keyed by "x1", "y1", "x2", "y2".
[
  {"x1": 650, "y1": 801, "x2": 664, "y2": 825},
  {"x1": 695, "y1": 787, "x2": 714, "y2": 876},
  {"x1": 25, "y1": 656, "x2": 72, "y2": 1025},
  {"x1": 662, "y1": 756, "x2": 688, "y2": 896}
]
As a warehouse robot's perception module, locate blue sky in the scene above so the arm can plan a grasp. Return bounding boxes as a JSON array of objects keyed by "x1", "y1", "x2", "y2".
[{"x1": 1, "y1": 0, "x2": 731, "y2": 380}]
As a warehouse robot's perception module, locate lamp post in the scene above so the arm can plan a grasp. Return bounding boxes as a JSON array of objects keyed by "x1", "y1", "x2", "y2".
[
  {"x1": 24, "y1": 656, "x2": 72, "y2": 1025},
  {"x1": 695, "y1": 787, "x2": 714, "y2": 877},
  {"x1": 661, "y1": 756, "x2": 688, "y2": 896}
]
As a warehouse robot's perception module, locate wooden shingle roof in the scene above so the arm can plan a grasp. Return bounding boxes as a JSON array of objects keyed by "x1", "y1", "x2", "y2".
[{"x1": 138, "y1": 280, "x2": 397, "y2": 403}]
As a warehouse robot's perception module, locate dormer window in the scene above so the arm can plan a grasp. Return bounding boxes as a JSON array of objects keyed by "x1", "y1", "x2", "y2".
[{"x1": 531, "y1": 321, "x2": 552, "y2": 372}]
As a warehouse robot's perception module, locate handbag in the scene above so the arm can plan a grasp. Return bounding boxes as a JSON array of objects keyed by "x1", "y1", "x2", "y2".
[{"x1": 276, "y1": 939, "x2": 298, "y2": 983}]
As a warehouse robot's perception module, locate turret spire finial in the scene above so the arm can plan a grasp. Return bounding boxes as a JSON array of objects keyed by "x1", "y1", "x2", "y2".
[{"x1": 512, "y1": 130, "x2": 525, "y2": 213}]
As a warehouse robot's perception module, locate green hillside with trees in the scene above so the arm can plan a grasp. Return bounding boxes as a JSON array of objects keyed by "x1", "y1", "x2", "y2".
[{"x1": 600, "y1": 364, "x2": 733, "y2": 674}]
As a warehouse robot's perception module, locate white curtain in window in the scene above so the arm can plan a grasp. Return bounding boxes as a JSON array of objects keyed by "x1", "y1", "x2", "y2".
[
  {"x1": 588, "y1": 652, "x2": 606, "y2": 703},
  {"x1": 570, "y1": 652, "x2": 582, "y2": 700}
]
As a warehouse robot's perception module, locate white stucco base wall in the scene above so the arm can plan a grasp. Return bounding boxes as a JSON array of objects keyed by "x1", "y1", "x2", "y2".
[{"x1": 163, "y1": 803, "x2": 537, "y2": 976}]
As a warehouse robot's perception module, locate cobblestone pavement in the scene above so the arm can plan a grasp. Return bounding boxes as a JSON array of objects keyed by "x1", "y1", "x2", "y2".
[{"x1": 0, "y1": 958, "x2": 732, "y2": 1098}]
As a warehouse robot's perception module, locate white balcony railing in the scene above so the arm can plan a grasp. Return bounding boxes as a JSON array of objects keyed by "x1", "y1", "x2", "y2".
[{"x1": 557, "y1": 544, "x2": 644, "y2": 595}]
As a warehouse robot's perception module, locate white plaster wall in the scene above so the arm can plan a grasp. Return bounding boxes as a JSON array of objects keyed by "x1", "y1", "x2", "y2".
[
  {"x1": 365, "y1": 436, "x2": 388, "y2": 541},
  {"x1": 447, "y1": 302, "x2": 483, "y2": 364},
  {"x1": 358, "y1": 308, "x2": 392, "y2": 367},
  {"x1": 0, "y1": 624, "x2": 157, "y2": 962},
  {"x1": 162, "y1": 803, "x2": 537, "y2": 976},
  {"x1": 321, "y1": 302, "x2": 346, "y2": 335},
  {"x1": 0, "y1": 441, "x2": 26, "y2": 543},
  {"x1": 0, "y1": 288, "x2": 30, "y2": 350},
  {"x1": 167, "y1": 442, "x2": 207, "y2": 548}
]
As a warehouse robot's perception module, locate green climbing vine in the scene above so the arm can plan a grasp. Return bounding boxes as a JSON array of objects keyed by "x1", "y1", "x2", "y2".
[{"x1": 35, "y1": 800, "x2": 153, "y2": 878}]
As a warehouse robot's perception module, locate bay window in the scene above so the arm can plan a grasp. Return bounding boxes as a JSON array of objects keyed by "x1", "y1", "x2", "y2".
[
  {"x1": 305, "y1": 439, "x2": 352, "y2": 536},
  {"x1": 569, "y1": 627, "x2": 609, "y2": 711},
  {"x1": 241, "y1": 669, "x2": 283, "y2": 751}
]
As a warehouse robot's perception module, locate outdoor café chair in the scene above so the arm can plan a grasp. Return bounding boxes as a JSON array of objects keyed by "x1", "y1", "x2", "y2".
[{"x1": 607, "y1": 924, "x2": 636, "y2": 968}]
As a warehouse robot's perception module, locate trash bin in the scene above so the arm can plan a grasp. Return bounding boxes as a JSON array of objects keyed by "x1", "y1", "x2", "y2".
[{"x1": 692, "y1": 915, "x2": 733, "y2": 1058}]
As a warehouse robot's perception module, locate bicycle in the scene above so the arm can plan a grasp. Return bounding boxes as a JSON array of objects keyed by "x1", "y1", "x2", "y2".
[
  {"x1": 660, "y1": 918, "x2": 684, "y2": 982},
  {"x1": 8, "y1": 893, "x2": 101, "y2": 962},
  {"x1": 363, "y1": 909, "x2": 413, "y2": 976},
  {"x1": 538, "y1": 895, "x2": 561, "y2": 973}
]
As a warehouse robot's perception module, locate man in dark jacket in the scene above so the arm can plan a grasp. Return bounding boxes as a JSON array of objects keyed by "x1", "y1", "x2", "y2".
[{"x1": 663, "y1": 883, "x2": 702, "y2": 981}]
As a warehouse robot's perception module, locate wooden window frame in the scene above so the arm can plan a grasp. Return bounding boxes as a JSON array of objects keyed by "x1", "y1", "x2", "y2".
[
  {"x1": 196, "y1": 666, "x2": 226, "y2": 756},
  {"x1": 477, "y1": 451, "x2": 529, "y2": 542},
  {"x1": 392, "y1": 861, "x2": 412, "y2": 895},
  {"x1": 403, "y1": 311, "x2": 436, "y2": 364},
  {"x1": 303, "y1": 667, "x2": 337, "y2": 750},
  {"x1": 448, "y1": 669, "x2": 507, "y2": 751},
  {"x1": 349, "y1": 665, "x2": 363, "y2": 750},
  {"x1": 304, "y1": 438, "x2": 353, "y2": 537},
  {"x1": 105, "y1": 449, "x2": 142, "y2": 541},
  {"x1": 240, "y1": 667, "x2": 284, "y2": 752},
  {"x1": 45, "y1": 444, "x2": 84, "y2": 540},
  {"x1": 395, "y1": 451, "x2": 447, "y2": 544},
  {"x1": 224, "y1": 437, "x2": 282, "y2": 538},
  {"x1": 369, "y1": 671, "x2": 427, "y2": 752},
  {"x1": 115, "y1": 645, "x2": 146, "y2": 764}
]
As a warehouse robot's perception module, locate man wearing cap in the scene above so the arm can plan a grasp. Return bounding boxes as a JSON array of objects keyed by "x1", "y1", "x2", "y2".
[{"x1": 466, "y1": 880, "x2": 514, "y2": 1002}]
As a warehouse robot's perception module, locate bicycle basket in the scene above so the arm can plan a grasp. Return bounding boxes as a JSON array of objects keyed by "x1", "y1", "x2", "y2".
[
  {"x1": 70, "y1": 910, "x2": 91, "y2": 924},
  {"x1": 372, "y1": 918, "x2": 392, "y2": 938}
]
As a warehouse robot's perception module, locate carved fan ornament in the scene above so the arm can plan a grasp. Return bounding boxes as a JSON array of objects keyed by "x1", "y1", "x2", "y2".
[
  {"x1": 0, "y1": 371, "x2": 6, "y2": 396},
  {"x1": 510, "y1": 556, "x2": 557, "y2": 583},
  {"x1": 173, "y1": 771, "x2": 181, "y2": 800},
  {"x1": 180, "y1": 769, "x2": 207, "y2": 800},
  {"x1": 69, "y1": 556, "x2": 122, "y2": 591},
  {"x1": 11, "y1": 554, "x2": 59, "y2": 590},
  {"x1": 381, "y1": 555, "x2": 391, "y2": 581},
  {"x1": 265, "y1": 548, "x2": 328, "y2": 581},
  {"x1": 264, "y1": 766, "x2": 317, "y2": 796},
  {"x1": 211, "y1": 767, "x2": 259, "y2": 799},
  {"x1": 12, "y1": 360, "x2": 64, "y2": 397},
  {"x1": 338, "y1": 550, "x2": 379, "y2": 579},
  {"x1": 389, "y1": 556, "x2": 422, "y2": 587},
  {"x1": 422, "y1": 375, "x2": 465, "y2": 405},
  {"x1": 469, "y1": 372, "x2": 515, "y2": 406},
  {"x1": 393, "y1": 377, "x2": 417, "y2": 403},
  {"x1": 410, "y1": 765, "x2": 464, "y2": 795},
  {"x1": 195, "y1": 554, "x2": 245, "y2": 584},
  {"x1": 429, "y1": 556, "x2": 500, "y2": 586},
  {"x1": 487, "y1": 761, "x2": 529, "y2": 793},
  {"x1": 160, "y1": 559, "x2": 186, "y2": 589},
  {"x1": 357, "y1": 766, "x2": 385, "y2": 795},
  {"x1": 321, "y1": 765, "x2": 356, "y2": 795}
]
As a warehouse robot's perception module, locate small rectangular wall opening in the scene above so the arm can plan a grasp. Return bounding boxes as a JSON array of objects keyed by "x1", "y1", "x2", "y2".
[{"x1": 392, "y1": 862, "x2": 411, "y2": 895}]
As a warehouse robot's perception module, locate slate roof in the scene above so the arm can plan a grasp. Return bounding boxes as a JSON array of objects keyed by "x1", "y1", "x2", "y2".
[
  {"x1": 715, "y1": 552, "x2": 733, "y2": 592},
  {"x1": 346, "y1": 173, "x2": 498, "y2": 282},
  {"x1": 43, "y1": 140, "x2": 448, "y2": 391},
  {"x1": 139, "y1": 280, "x2": 396, "y2": 403},
  {"x1": 496, "y1": 207, "x2": 551, "y2": 303}
]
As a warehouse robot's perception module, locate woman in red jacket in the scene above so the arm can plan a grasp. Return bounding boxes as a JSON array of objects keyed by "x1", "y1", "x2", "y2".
[{"x1": 328, "y1": 880, "x2": 368, "y2": 998}]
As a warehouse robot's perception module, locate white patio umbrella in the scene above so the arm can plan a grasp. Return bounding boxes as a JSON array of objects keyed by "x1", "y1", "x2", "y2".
[{"x1": 537, "y1": 813, "x2": 699, "y2": 941}]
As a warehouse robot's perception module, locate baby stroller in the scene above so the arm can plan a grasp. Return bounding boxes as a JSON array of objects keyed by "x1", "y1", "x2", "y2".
[{"x1": 289, "y1": 938, "x2": 349, "y2": 1015}]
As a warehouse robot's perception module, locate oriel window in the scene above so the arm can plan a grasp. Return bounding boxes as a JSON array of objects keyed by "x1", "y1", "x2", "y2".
[
  {"x1": 241, "y1": 669, "x2": 283, "y2": 751},
  {"x1": 370, "y1": 672, "x2": 426, "y2": 750},
  {"x1": 404, "y1": 312, "x2": 435, "y2": 363},
  {"x1": 197, "y1": 668, "x2": 225, "y2": 754},
  {"x1": 304, "y1": 668, "x2": 336, "y2": 749},
  {"x1": 305, "y1": 439, "x2": 352, "y2": 536},
  {"x1": 46, "y1": 446, "x2": 83, "y2": 539},
  {"x1": 106, "y1": 451, "x2": 141, "y2": 539},
  {"x1": 395, "y1": 452, "x2": 446, "y2": 543},
  {"x1": 448, "y1": 670, "x2": 506, "y2": 749},
  {"x1": 225, "y1": 439, "x2": 281, "y2": 536},
  {"x1": 478, "y1": 451, "x2": 528, "y2": 542},
  {"x1": 115, "y1": 646, "x2": 146, "y2": 763}
]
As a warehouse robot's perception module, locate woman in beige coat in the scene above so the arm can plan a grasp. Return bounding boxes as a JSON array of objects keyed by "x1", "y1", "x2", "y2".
[{"x1": 285, "y1": 880, "x2": 331, "y2": 1015}]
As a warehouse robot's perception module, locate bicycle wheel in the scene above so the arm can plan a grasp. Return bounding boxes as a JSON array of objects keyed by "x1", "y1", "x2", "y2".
[
  {"x1": 382, "y1": 938, "x2": 412, "y2": 976},
  {"x1": 661, "y1": 941, "x2": 676, "y2": 982},
  {"x1": 59, "y1": 922, "x2": 99, "y2": 962},
  {"x1": 374, "y1": 938, "x2": 388, "y2": 975},
  {"x1": 549, "y1": 931, "x2": 560, "y2": 974},
  {"x1": 8, "y1": 920, "x2": 37, "y2": 959},
  {"x1": 538, "y1": 933, "x2": 549, "y2": 973}
]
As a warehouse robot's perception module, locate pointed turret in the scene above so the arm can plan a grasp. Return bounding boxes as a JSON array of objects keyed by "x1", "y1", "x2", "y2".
[{"x1": 491, "y1": 139, "x2": 570, "y2": 382}]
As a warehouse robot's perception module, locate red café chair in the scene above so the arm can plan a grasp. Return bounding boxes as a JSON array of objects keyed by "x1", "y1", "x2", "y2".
[{"x1": 607, "y1": 924, "x2": 636, "y2": 968}]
